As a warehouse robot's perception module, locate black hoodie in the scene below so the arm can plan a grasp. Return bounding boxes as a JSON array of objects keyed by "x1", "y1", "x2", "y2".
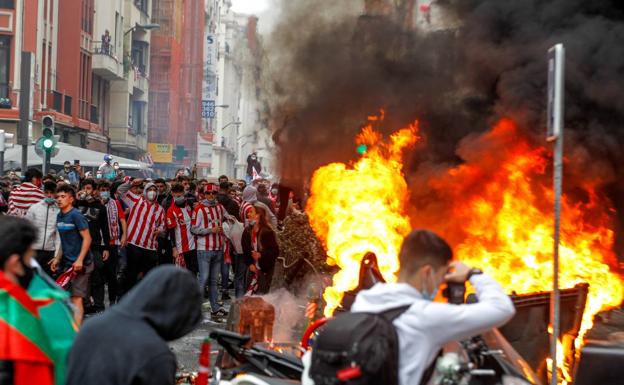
[{"x1": 66, "y1": 266, "x2": 202, "y2": 385}]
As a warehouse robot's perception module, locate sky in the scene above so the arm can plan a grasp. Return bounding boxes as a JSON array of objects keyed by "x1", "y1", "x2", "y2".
[{"x1": 231, "y1": 0, "x2": 271, "y2": 14}]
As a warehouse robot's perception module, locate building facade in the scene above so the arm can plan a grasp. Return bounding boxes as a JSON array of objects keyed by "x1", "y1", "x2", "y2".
[
  {"x1": 149, "y1": 0, "x2": 204, "y2": 175},
  {"x1": 0, "y1": 0, "x2": 159, "y2": 163},
  {"x1": 200, "y1": 0, "x2": 275, "y2": 180}
]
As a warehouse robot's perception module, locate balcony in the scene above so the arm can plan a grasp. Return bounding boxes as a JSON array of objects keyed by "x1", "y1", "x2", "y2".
[
  {"x1": 133, "y1": 70, "x2": 148, "y2": 95},
  {"x1": 92, "y1": 42, "x2": 123, "y2": 80},
  {"x1": 109, "y1": 125, "x2": 147, "y2": 153}
]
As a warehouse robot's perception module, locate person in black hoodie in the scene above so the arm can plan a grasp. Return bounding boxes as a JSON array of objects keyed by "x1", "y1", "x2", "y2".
[
  {"x1": 217, "y1": 181, "x2": 240, "y2": 220},
  {"x1": 66, "y1": 266, "x2": 202, "y2": 385},
  {"x1": 241, "y1": 204, "x2": 279, "y2": 295},
  {"x1": 75, "y1": 179, "x2": 111, "y2": 313}
]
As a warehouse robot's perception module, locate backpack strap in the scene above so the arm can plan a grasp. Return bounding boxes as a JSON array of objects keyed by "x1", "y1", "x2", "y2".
[{"x1": 379, "y1": 304, "x2": 411, "y2": 322}]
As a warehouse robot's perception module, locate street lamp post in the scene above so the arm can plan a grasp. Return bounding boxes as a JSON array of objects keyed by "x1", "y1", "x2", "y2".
[{"x1": 124, "y1": 23, "x2": 160, "y2": 36}]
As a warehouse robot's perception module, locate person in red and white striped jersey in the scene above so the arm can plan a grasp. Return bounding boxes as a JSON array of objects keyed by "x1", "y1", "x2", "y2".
[
  {"x1": 191, "y1": 183, "x2": 228, "y2": 320},
  {"x1": 123, "y1": 182, "x2": 165, "y2": 293},
  {"x1": 116, "y1": 178, "x2": 144, "y2": 211},
  {"x1": 7, "y1": 168, "x2": 45, "y2": 217},
  {"x1": 166, "y1": 183, "x2": 197, "y2": 275}
]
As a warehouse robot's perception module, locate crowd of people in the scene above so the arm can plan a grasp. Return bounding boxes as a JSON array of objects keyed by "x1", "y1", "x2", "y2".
[{"x1": 1, "y1": 164, "x2": 286, "y2": 325}]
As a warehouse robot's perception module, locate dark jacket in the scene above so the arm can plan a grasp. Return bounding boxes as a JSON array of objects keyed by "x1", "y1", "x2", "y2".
[
  {"x1": 246, "y1": 155, "x2": 262, "y2": 177},
  {"x1": 241, "y1": 226, "x2": 279, "y2": 294},
  {"x1": 257, "y1": 194, "x2": 275, "y2": 214},
  {"x1": 217, "y1": 193, "x2": 240, "y2": 220},
  {"x1": 75, "y1": 198, "x2": 111, "y2": 251},
  {"x1": 66, "y1": 266, "x2": 202, "y2": 385}
]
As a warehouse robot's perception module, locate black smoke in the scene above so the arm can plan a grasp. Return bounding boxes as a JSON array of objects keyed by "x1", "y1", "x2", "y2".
[{"x1": 266, "y1": 0, "x2": 624, "y2": 254}]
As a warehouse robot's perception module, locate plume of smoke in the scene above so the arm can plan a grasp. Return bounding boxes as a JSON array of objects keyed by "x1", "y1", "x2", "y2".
[
  {"x1": 265, "y1": 0, "x2": 624, "y2": 254},
  {"x1": 260, "y1": 288, "x2": 308, "y2": 343}
]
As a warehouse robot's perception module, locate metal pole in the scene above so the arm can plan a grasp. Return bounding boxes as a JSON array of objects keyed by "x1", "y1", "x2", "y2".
[
  {"x1": 43, "y1": 151, "x2": 49, "y2": 175},
  {"x1": 0, "y1": 151, "x2": 4, "y2": 174},
  {"x1": 551, "y1": 129, "x2": 562, "y2": 385},
  {"x1": 547, "y1": 43, "x2": 564, "y2": 385},
  {"x1": 18, "y1": 51, "x2": 32, "y2": 173}
]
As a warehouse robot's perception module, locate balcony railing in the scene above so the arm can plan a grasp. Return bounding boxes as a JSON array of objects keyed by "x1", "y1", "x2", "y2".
[{"x1": 92, "y1": 41, "x2": 118, "y2": 61}]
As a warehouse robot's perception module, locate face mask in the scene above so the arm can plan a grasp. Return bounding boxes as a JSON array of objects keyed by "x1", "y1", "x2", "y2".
[
  {"x1": 271, "y1": 189, "x2": 278, "y2": 195},
  {"x1": 100, "y1": 191, "x2": 110, "y2": 201},
  {"x1": 64, "y1": 166, "x2": 70, "y2": 171},
  {"x1": 421, "y1": 271, "x2": 439, "y2": 301},
  {"x1": 44, "y1": 197, "x2": 56, "y2": 205},
  {"x1": 174, "y1": 196, "x2": 186, "y2": 206},
  {"x1": 114, "y1": 165, "x2": 120, "y2": 170},
  {"x1": 203, "y1": 199, "x2": 217, "y2": 206},
  {"x1": 17, "y1": 259, "x2": 34, "y2": 289},
  {"x1": 146, "y1": 191, "x2": 157, "y2": 201},
  {"x1": 249, "y1": 220, "x2": 257, "y2": 226},
  {"x1": 77, "y1": 192, "x2": 87, "y2": 200}
]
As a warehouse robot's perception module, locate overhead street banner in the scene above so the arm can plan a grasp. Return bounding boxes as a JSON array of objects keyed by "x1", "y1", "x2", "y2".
[{"x1": 147, "y1": 143, "x2": 173, "y2": 163}]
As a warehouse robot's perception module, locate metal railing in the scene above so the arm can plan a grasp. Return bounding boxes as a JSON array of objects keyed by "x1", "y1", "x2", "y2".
[{"x1": 92, "y1": 41, "x2": 118, "y2": 60}]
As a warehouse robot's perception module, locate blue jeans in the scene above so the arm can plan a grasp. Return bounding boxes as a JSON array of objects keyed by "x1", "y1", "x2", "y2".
[
  {"x1": 198, "y1": 250, "x2": 223, "y2": 311},
  {"x1": 221, "y1": 262, "x2": 230, "y2": 293}
]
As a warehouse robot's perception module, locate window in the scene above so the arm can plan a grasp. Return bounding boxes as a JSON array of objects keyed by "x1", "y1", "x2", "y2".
[
  {"x1": 64, "y1": 95, "x2": 72, "y2": 115},
  {"x1": 90, "y1": 105, "x2": 98, "y2": 124},
  {"x1": 132, "y1": 101, "x2": 144, "y2": 134},
  {"x1": 134, "y1": 0, "x2": 148, "y2": 15},
  {"x1": 0, "y1": 0, "x2": 14, "y2": 9},
  {"x1": 131, "y1": 41, "x2": 148, "y2": 75},
  {"x1": 53, "y1": 91, "x2": 62, "y2": 112},
  {"x1": 0, "y1": 36, "x2": 10, "y2": 98},
  {"x1": 81, "y1": 0, "x2": 94, "y2": 34}
]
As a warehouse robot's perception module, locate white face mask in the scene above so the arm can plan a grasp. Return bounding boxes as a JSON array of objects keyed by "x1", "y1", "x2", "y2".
[
  {"x1": 146, "y1": 190, "x2": 157, "y2": 201},
  {"x1": 421, "y1": 271, "x2": 439, "y2": 301}
]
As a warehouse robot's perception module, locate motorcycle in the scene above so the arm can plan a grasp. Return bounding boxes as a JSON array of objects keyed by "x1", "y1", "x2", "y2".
[{"x1": 208, "y1": 329, "x2": 303, "y2": 384}]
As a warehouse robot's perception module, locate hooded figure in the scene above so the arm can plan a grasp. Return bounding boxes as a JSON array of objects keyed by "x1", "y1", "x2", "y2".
[
  {"x1": 242, "y1": 186, "x2": 278, "y2": 229},
  {"x1": 66, "y1": 266, "x2": 202, "y2": 385}
]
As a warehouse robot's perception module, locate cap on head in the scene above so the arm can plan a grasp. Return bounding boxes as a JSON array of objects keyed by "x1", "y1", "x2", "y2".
[
  {"x1": 204, "y1": 184, "x2": 218, "y2": 194},
  {"x1": 104, "y1": 154, "x2": 113, "y2": 162}
]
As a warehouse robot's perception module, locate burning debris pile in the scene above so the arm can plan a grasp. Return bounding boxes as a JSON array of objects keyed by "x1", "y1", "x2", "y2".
[{"x1": 272, "y1": 210, "x2": 329, "y2": 291}]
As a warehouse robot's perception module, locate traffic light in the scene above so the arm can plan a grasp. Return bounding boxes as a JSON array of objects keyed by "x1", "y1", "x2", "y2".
[
  {"x1": 37, "y1": 115, "x2": 57, "y2": 153},
  {"x1": 0, "y1": 129, "x2": 14, "y2": 152}
]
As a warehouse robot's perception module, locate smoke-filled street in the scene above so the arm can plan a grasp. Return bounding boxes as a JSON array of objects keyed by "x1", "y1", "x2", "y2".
[{"x1": 0, "y1": 1, "x2": 623, "y2": 385}]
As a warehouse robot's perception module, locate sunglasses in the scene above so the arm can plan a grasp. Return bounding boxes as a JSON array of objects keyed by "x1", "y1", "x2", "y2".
[{"x1": 205, "y1": 191, "x2": 216, "y2": 195}]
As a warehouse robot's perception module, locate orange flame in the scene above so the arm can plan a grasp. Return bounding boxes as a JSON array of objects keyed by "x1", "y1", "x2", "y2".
[
  {"x1": 433, "y1": 119, "x2": 623, "y2": 339},
  {"x1": 307, "y1": 120, "x2": 420, "y2": 316},
  {"x1": 307, "y1": 116, "x2": 624, "y2": 344}
]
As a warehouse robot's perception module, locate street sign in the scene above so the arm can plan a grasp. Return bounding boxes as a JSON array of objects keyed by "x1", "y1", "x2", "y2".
[
  {"x1": 547, "y1": 44, "x2": 564, "y2": 142},
  {"x1": 202, "y1": 100, "x2": 216, "y2": 118},
  {"x1": 147, "y1": 143, "x2": 173, "y2": 163},
  {"x1": 173, "y1": 145, "x2": 189, "y2": 161}
]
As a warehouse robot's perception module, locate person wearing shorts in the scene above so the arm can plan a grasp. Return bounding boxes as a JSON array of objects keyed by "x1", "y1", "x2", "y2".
[{"x1": 51, "y1": 184, "x2": 93, "y2": 326}]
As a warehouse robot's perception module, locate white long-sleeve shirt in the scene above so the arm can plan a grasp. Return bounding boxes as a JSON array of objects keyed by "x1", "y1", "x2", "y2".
[
  {"x1": 302, "y1": 273, "x2": 515, "y2": 385},
  {"x1": 24, "y1": 200, "x2": 61, "y2": 253}
]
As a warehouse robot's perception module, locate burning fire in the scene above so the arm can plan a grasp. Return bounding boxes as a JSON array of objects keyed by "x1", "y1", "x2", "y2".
[
  {"x1": 433, "y1": 119, "x2": 623, "y2": 339},
  {"x1": 307, "y1": 117, "x2": 624, "y2": 340},
  {"x1": 307, "y1": 117, "x2": 419, "y2": 316}
]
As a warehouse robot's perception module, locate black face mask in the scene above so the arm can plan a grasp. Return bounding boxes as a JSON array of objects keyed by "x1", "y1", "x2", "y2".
[{"x1": 17, "y1": 261, "x2": 35, "y2": 289}]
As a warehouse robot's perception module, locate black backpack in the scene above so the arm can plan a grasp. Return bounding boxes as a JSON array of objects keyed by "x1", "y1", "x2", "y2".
[{"x1": 309, "y1": 305, "x2": 410, "y2": 385}]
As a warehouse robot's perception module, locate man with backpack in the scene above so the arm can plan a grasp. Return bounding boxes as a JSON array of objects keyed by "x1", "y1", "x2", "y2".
[{"x1": 304, "y1": 229, "x2": 516, "y2": 385}]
